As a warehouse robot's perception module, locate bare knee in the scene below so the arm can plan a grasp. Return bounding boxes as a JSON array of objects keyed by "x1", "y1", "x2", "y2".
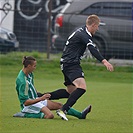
[
  {"x1": 44, "y1": 113, "x2": 54, "y2": 119},
  {"x1": 73, "y1": 78, "x2": 86, "y2": 90},
  {"x1": 67, "y1": 85, "x2": 76, "y2": 94}
]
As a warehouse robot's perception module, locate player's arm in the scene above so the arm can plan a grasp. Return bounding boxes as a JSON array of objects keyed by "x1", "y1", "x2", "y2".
[
  {"x1": 87, "y1": 44, "x2": 104, "y2": 62},
  {"x1": 24, "y1": 94, "x2": 51, "y2": 106},
  {"x1": 87, "y1": 45, "x2": 114, "y2": 72}
]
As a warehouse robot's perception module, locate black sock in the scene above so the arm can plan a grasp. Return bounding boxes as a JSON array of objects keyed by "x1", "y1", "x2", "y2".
[
  {"x1": 37, "y1": 92, "x2": 44, "y2": 97},
  {"x1": 37, "y1": 89, "x2": 69, "y2": 99},
  {"x1": 49, "y1": 89, "x2": 70, "y2": 100},
  {"x1": 62, "y1": 88, "x2": 86, "y2": 112}
]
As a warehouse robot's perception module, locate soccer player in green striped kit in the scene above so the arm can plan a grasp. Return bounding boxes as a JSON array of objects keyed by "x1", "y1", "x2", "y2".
[{"x1": 14, "y1": 56, "x2": 91, "y2": 120}]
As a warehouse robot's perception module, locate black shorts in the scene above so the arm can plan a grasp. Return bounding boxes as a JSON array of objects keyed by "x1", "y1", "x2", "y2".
[{"x1": 61, "y1": 63, "x2": 84, "y2": 86}]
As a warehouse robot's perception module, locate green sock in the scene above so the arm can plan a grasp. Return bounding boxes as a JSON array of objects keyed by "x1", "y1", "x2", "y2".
[
  {"x1": 24, "y1": 112, "x2": 44, "y2": 119},
  {"x1": 67, "y1": 108, "x2": 82, "y2": 119}
]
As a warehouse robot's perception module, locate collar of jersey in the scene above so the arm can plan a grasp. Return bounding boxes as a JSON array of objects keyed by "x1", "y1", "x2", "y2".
[{"x1": 85, "y1": 27, "x2": 92, "y2": 37}]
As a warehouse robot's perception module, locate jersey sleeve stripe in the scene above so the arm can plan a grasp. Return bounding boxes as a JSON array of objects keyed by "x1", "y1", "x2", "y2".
[{"x1": 87, "y1": 42, "x2": 95, "y2": 47}]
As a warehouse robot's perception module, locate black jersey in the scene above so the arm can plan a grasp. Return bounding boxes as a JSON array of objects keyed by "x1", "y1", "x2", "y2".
[{"x1": 60, "y1": 26, "x2": 104, "y2": 64}]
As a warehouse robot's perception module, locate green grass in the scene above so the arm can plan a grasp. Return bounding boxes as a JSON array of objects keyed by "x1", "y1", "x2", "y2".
[{"x1": 0, "y1": 52, "x2": 132, "y2": 133}]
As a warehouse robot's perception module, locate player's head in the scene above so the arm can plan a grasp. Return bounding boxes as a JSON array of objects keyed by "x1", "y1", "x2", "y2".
[
  {"x1": 86, "y1": 14, "x2": 100, "y2": 35},
  {"x1": 22, "y1": 56, "x2": 36, "y2": 72}
]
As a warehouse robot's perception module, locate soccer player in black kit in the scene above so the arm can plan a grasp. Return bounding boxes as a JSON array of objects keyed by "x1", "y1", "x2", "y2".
[
  {"x1": 37, "y1": 14, "x2": 114, "y2": 121},
  {"x1": 55, "y1": 14, "x2": 114, "y2": 121}
]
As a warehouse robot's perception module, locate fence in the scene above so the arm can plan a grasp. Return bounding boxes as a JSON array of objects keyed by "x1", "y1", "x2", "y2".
[
  {"x1": 0, "y1": 0, "x2": 68, "y2": 53},
  {"x1": 0, "y1": 0, "x2": 133, "y2": 60}
]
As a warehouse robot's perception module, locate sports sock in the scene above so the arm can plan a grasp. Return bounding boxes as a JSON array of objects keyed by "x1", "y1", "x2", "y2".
[
  {"x1": 24, "y1": 112, "x2": 44, "y2": 119},
  {"x1": 37, "y1": 92, "x2": 44, "y2": 97},
  {"x1": 62, "y1": 88, "x2": 86, "y2": 112},
  {"x1": 49, "y1": 89, "x2": 70, "y2": 100},
  {"x1": 67, "y1": 108, "x2": 82, "y2": 119},
  {"x1": 37, "y1": 89, "x2": 70, "y2": 100}
]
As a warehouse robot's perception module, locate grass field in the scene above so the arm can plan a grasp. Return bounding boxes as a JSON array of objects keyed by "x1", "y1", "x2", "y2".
[{"x1": 0, "y1": 52, "x2": 132, "y2": 133}]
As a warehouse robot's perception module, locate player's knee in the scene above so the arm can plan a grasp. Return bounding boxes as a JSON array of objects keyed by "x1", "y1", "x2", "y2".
[
  {"x1": 45, "y1": 113, "x2": 54, "y2": 119},
  {"x1": 73, "y1": 78, "x2": 87, "y2": 89},
  {"x1": 79, "y1": 83, "x2": 86, "y2": 90},
  {"x1": 48, "y1": 114, "x2": 54, "y2": 119}
]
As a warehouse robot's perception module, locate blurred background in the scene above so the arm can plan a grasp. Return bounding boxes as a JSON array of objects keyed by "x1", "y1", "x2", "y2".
[{"x1": 0, "y1": 0, "x2": 133, "y2": 63}]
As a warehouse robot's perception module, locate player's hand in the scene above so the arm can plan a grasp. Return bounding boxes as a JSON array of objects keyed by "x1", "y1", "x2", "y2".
[
  {"x1": 41, "y1": 94, "x2": 51, "y2": 100},
  {"x1": 102, "y1": 59, "x2": 114, "y2": 72}
]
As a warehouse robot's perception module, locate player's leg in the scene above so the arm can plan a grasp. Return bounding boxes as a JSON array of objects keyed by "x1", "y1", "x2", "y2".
[
  {"x1": 47, "y1": 100, "x2": 68, "y2": 121},
  {"x1": 66, "y1": 85, "x2": 77, "y2": 94},
  {"x1": 46, "y1": 100, "x2": 62, "y2": 110},
  {"x1": 56, "y1": 105, "x2": 92, "y2": 120},
  {"x1": 49, "y1": 89, "x2": 70, "y2": 100},
  {"x1": 62, "y1": 78, "x2": 86, "y2": 112},
  {"x1": 37, "y1": 88, "x2": 70, "y2": 100},
  {"x1": 41, "y1": 106, "x2": 54, "y2": 119},
  {"x1": 56, "y1": 65, "x2": 87, "y2": 120},
  {"x1": 33, "y1": 100, "x2": 55, "y2": 119},
  {"x1": 20, "y1": 101, "x2": 54, "y2": 119},
  {"x1": 56, "y1": 79, "x2": 86, "y2": 120},
  {"x1": 48, "y1": 75, "x2": 77, "y2": 99},
  {"x1": 67, "y1": 105, "x2": 92, "y2": 119}
]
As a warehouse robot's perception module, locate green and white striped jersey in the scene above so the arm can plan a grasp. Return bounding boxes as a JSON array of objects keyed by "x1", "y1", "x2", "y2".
[{"x1": 16, "y1": 70, "x2": 38, "y2": 110}]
